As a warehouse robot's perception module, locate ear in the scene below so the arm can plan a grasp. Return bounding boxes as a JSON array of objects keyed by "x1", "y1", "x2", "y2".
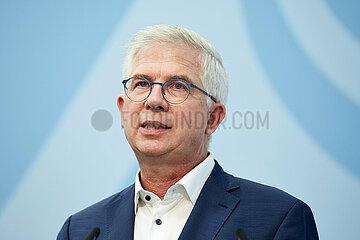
[
  {"x1": 117, "y1": 94, "x2": 125, "y2": 128},
  {"x1": 205, "y1": 103, "x2": 226, "y2": 135}
]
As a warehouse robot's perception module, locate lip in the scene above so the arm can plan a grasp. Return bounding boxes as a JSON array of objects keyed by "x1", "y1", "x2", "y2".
[{"x1": 139, "y1": 120, "x2": 172, "y2": 135}]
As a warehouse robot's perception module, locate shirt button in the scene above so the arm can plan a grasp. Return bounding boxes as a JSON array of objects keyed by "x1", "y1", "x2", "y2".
[
  {"x1": 155, "y1": 219, "x2": 162, "y2": 225},
  {"x1": 145, "y1": 195, "x2": 151, "y2": 201}
]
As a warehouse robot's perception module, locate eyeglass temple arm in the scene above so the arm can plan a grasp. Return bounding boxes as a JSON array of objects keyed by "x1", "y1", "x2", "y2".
[{"x1": 190, "y1": 84, "x2": 217, "y2": 103}]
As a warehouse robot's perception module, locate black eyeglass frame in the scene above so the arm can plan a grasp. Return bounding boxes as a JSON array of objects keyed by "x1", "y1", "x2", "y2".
[{"x1": 122, "y1": 76, "x2": 217, "y2": 104}]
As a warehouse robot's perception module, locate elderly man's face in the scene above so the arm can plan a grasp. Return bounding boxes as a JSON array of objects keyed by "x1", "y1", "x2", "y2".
[{"x1": 118, "y1": 43, "x2": 217, "y2": 162}]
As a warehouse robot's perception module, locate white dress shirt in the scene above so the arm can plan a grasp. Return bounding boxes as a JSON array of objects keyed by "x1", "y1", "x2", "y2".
[{"x1": 133, "y1": 154, "x2": 215, "y2": 240}]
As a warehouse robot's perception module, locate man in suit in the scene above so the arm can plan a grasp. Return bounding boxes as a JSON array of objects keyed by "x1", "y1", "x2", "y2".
[{"x1": 57, "y1": 25, "x2": 319, "y2": 240}]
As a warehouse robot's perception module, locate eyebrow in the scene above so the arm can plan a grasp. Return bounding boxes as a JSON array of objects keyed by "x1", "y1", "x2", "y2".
[
  {"x1": 171, "y1": 75, "x2": 193, "y2": 83},
  {"x1": 132, "y1": 74, "x2": 194, "y2": 84},
  {"x1": 132, "y1": 74, "x2": 152, "y2": 80}
]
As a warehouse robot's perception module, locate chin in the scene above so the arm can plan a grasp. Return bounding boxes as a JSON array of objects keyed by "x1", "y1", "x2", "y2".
[{"x1": 135, "y1": 141, "x2": 170, "y2": 157}]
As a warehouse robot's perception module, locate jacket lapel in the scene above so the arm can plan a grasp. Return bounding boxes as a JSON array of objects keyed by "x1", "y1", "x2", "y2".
[
  {"x1": 179, "y1": 161, "x2": 241, "y2": 240},
  {"x1": 106, "y1": 185, "x2": 135, "y2": 240}
]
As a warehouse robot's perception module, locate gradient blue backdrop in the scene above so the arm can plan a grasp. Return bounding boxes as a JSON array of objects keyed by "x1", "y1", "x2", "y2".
[{"x1": 1, "y1": 0, "x2": 359, "y2": 239}]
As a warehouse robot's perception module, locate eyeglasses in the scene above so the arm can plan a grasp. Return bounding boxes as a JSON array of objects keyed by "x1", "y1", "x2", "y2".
[{"x1": 122, "y1": 77, "x2": 217, "y2": 104}]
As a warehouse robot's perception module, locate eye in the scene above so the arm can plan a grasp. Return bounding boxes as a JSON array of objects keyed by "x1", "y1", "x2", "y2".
[
  {"x1": 132, "y1": 78, "x2": 150, "y2": 88},
  {"x1": 136, "y1": 81, "x2": 149, "y2": 87},
  {"x1": 174, "y1": 82, "x2": 185, "y2": 89},
  {"x1": 167, "y1": 80, "x2": 188, "y2": 91}
]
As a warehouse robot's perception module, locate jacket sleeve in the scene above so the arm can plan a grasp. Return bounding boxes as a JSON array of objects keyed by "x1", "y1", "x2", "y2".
[
  {"x1": 273, "y1": 200, "x2": 319, "y2": 240},
  {"x1": 57, "y1": 216, "x2": 71, "y2": 240}
]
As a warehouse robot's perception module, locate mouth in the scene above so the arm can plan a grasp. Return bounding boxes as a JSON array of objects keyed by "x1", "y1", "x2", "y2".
[{"x1": 140, "y1": 121, "x2": 171, "y2": 130}]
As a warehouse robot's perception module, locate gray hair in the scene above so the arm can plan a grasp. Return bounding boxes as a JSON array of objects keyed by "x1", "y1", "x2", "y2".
[{"x1": 122, "y1": 24, "x2": 228, "y2": 108}]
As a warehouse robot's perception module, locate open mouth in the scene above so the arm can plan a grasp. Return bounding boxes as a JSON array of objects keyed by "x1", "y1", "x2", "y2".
[{"x1": 140, "y1": 121, "x2": 171, "y2": 130}]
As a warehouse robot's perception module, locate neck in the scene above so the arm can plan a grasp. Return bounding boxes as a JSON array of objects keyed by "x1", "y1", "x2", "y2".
[{"x1": 137, "y1": 151, "x2": 209, "y2": 199}]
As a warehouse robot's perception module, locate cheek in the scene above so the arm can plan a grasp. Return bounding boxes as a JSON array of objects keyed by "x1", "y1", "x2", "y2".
[
  {"x1": 173, "y1": 107, "x2": 208, "y2": 131},
  {"x1": 121, "y1": 104, "x2": 141, "y2": 130}
]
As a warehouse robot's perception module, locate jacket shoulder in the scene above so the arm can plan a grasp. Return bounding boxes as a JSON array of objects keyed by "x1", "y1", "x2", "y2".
[
  {"x1": 216, "y1": 163, "x2": 298, "y2": 202},
  {"x1": 57, "y1": 184, "x2": 134, "y2": 239},
  {"x1": 213, "y1": 167, "x2": 318, "y2": 239},
  {"x1": 233, "y1": 175, "x2": 299, "y2": 204},
  {"x1": 72, "y1": 184, "x2": 134, "y2": 219}
]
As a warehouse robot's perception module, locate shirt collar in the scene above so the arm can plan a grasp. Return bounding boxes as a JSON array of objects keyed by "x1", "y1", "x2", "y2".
[{"x1": 134, "y1": 153, "x2": 215, "y2": 214}]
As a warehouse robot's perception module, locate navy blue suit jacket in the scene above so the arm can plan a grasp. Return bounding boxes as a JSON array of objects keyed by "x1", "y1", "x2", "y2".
[{"x1": 57, "y1": 161, "x2": 319, "y2": 239}]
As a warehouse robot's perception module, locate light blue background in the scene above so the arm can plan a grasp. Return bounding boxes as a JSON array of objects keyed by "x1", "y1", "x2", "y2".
[{"x1": 1, "y1": 0, "x2": 359, "y2": 239}]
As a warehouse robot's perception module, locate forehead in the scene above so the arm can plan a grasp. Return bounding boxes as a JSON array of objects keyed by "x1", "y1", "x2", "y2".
[{"x1": 131, "y1": 42, "x2": 202, "y2": 83}]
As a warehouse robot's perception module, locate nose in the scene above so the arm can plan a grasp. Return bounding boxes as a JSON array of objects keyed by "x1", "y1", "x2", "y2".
[{"x1": 145, "y1": 84, "x2": 169, "y2": 111}]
